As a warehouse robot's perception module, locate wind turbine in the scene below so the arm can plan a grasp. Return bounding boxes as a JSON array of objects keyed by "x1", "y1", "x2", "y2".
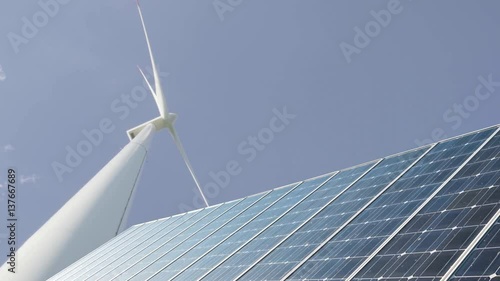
[
  {"x1": 0, "y1": 2, "x2": 209, "y2": 280},
  {"x1": 128, "y1": 0, "x2": 209, "y2": 207}
]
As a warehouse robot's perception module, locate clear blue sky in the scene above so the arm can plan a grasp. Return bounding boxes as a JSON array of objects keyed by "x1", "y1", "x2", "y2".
[{"x1": 0, "y1": 0, "x2": 498, "y2": 256}]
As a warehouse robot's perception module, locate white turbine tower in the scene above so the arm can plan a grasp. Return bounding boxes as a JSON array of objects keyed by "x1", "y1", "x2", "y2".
[{"x1": 128, "y1": 0, "x2": 209, "y2": 207}]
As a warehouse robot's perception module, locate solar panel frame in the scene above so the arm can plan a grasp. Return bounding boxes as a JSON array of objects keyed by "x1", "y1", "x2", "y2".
[{"x1": 345, "y1": 126, "x2": 500, "y2": 281}]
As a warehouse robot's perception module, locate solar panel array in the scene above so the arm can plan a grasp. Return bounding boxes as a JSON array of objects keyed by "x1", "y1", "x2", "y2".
[{"x1": 49, "y1": 125, "x2": 500, "y2": 281}]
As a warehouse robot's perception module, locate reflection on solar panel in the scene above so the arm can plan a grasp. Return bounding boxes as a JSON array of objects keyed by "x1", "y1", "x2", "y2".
[{"x1": 48, "y1": 125, "x2": 500, "y2": 281}]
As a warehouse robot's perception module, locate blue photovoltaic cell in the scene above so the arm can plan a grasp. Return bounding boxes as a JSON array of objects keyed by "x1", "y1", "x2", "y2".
[
  {"x1": 49, "y1": 214, "x2": 183, "y2": 281},
  {"x1": 288, "y1": 127, "x2": 497, "y2": 281},
  {"x1": 121, "y1": 194, "x2": 264, "y2": 280},
  {"x1": 201, "y1": 162, "x2": 378, "y2": 281},
  {"x1": 147, "y1": 183, "x2": 299, "y2": 280},
  {"x1": 352, "y1": 130, "x2": 499, "y2": 280},
  {"x1": 450, "y1": 218, "x2": 500, "y2": 281},
  {"x1": 63, "y1": 206, "x2": 209, "y2": 280},
  {"x1": 168, "y1": 176, "x2": 333, "y2": 281},
  {"x1": 240, "y1": 147, "x2": 428, "y2": 281}
]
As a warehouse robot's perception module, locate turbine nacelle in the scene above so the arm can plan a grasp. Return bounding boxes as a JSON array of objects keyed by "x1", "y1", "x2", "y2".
[{"x1": 127, "y1": 113, "x2": 177, "y2": 140}]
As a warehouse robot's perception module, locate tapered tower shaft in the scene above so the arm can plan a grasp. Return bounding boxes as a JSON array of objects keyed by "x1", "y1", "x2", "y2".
[{"x1": 0, "y1": 124, "x2": 156, "y2": 281}]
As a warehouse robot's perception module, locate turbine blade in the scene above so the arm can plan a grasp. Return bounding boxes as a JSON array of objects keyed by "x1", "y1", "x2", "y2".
[
  {"x1": 137, "y1": 66, "x2": 155, "y2": 96},
  {"x1": 169, "y1": 126, "x2": 209, "y2": 207},
  {"x1": 136, "y1": 0, "x2": 169, "y2": 116},
  {"x1": 138, "y1": 65, "x2": 163, "y2": 115}
]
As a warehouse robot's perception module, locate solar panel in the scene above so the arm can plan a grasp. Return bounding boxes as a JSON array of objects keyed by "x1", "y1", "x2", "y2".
[
  {"x1": 169, "y1": 174, "x2": 342, "y2": 281},
  {"x1": 49, "y1": 212, "x2": 185, "y2": 280},
  {"x1": 449, "y1": 217, "x2": 500, "y2": 280},
  {"x1": 188, "y1": 162, "x2": 378, "y2": 281},
  {"x1": 47, "y1": 125, "x2": 500, "y2": 281},
  {"x1": 50, "y1": 224, "x2": 142, "y2": 280},
  {"x1": 350, "y1": 129, "x2": 500, "y2": 281},
  {"x1": 285, "y1": 126, "x2": 498, "y2": 281},
  {"x1": 112, "y1": 193, "x2": 264, "y2": 280},
  {"x1": 142, "y1": 183, "x2": 300, "y2": 281},
  {"x1": 52, "y1": 206, "x2": 208, "y2": 280},
  {"x1": 239, "y1": 146, "x2": 431, "y2": 281},
  {"x1": 89, "y1": 199, "x2": 242, "y2": 280}
]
